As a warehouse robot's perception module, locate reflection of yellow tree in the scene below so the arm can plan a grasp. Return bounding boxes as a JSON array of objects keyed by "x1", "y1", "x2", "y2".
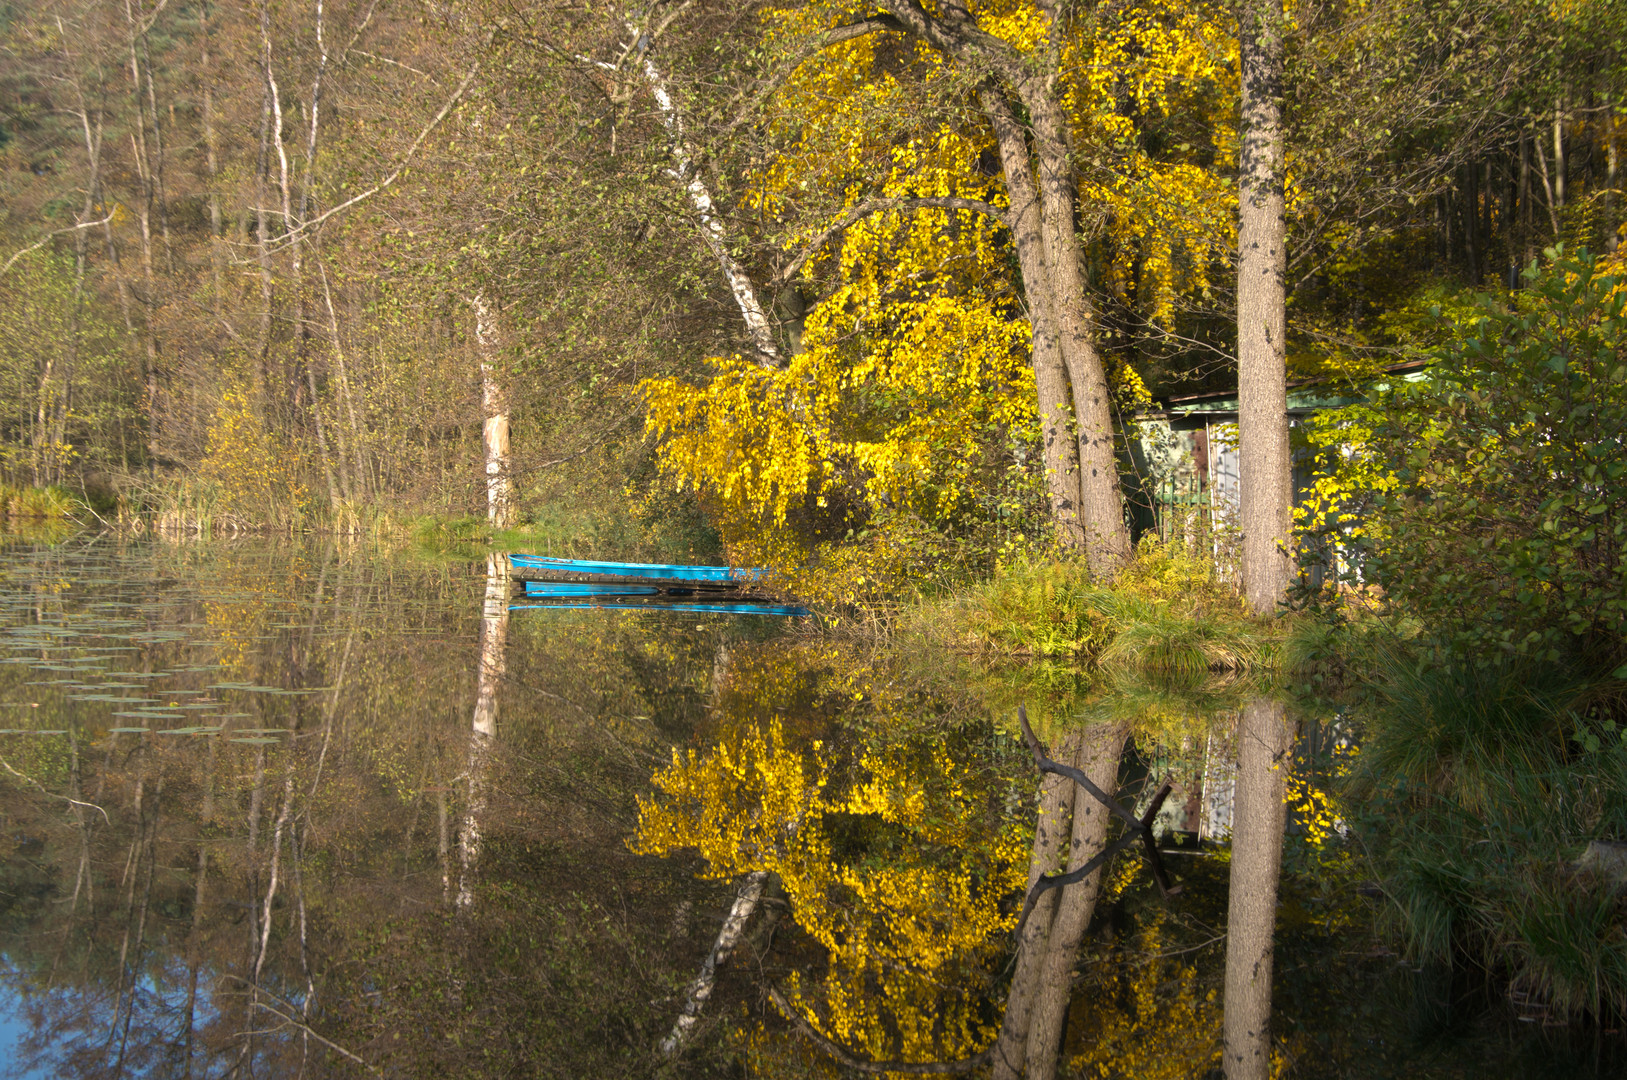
[
  {"x1": 634, "y1": 717, "x2": 1027, "y2": 1063},
  {"x1": 1066, "y1": 911, "x2": 1223, "y2": 1080}
]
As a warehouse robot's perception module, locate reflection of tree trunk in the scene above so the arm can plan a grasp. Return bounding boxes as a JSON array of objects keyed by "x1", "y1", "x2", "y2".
[
  {"x1": 1021, "y1": 724, "x2": 1126, "y2": 1080},
  {"x1": 1222, "y1": 698, "x2": 1292, "y2": 1080},
  {"x1": 660, "y1": 869, "x2": 769, "y2": 1055},
  {"x1": 183, "y1": 845, "x2": 208, "y2": 1079},
  {"x1": 992, "y1": 724, "x2": 1127, "y2": 1080},
  {"x1": 456, "y1": 553, "x2": 510, "y2": 909},
  {"x1": 992, "y1": 731, "x2": 1082, "y2": 1080}
]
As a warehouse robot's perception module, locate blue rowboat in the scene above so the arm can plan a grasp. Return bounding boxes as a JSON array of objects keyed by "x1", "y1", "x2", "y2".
[
  {"x1": 511, "y1": 600, "x2": 810, "y2": 617},
  {"x1": 509, "y1": 553, "x2": 764, "y2": 584},
  {"x1": 522, "y1": 582, "x2": 662, "y2": 598}
]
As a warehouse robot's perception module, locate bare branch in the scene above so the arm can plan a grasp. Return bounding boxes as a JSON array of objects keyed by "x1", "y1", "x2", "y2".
[
  {"x1": 0, "y1": 755, "x2": 113, "y2": 825},
  {"x1": 265, "y1": 60, "x2": 480, "y2": 251},
  {"x1": 1, "y1": 215, "x2": 115, "y2": 277}
]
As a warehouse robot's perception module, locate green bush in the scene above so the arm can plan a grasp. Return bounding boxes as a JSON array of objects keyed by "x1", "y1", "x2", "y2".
[{"x1": 1303, "y1": 248, "x2": 1627, "y2": 667}]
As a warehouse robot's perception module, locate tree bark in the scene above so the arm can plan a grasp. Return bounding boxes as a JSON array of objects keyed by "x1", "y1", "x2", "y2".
[
  {"x1": 1025, "y1": 83, "x2": 1130, "y2": 574},
  {"x1": 981, "y1": 89, "x2": 1085, "y2": 550},
  {"x1": 637, "y1": 46, "x2": 782, "y2": 369},
  {"x1": 470, "y1": 294, "x2": 515, "y2": 528},
  {"x1": 1021, "y1": 723, "x2": 1127, "y2": 1080},
  {"x1": 1237, "y1": 0, "x2": 1292, "y2": 614},
  {"x1": 863, "y1": 0, "x2": 1130, "y2": 573},
  {"x1": 1222, "y1": 698, "x2": 1292, "y2": 1080}
]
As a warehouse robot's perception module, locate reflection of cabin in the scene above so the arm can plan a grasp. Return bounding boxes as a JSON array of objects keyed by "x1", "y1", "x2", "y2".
[{"x1": 1127, "y1": 362, "x2": 1429, "y2": 547}]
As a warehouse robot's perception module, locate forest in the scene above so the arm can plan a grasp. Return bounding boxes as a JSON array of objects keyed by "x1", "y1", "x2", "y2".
[
  {"x1": 0, "y1": 0, "x2": 1619, "y2": 562},
  {"x1": 3, "y1": 0, "x2": 1627, "y2": 1075}
]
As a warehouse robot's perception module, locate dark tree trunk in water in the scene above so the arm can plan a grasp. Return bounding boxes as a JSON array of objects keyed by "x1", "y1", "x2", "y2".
[
  {"x1": 992, "y1": 723, "x2": 1127, "y2": 1080},
  {"x1": 1222, "y1": 698, "x2": 1293, "y2": 1079},
  {"x1": 1237, "y1": 0, "x2": 1291, "y2": 614},
  {"x1": 1021, "y1": 723, "x2": 1127, "y2": 1080},
  {"x1": 991, "y1": 731, "x2": 1081, "y2": 1080}
]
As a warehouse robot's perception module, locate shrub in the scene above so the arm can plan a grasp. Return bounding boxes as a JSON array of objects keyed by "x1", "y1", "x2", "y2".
[{"x1": 1302, "y1": 249, "x2": 1627, "y2": 667}]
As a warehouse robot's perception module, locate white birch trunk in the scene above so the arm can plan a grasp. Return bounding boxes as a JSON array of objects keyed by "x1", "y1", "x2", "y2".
[
  {"x1": 638, "y1": 50, "x2": 782, "y2": 369},
  {"x1": 660, "y1": 869, "x2": 769, "y2": 1055},
  {"x1": 456, "y1": 553, "x2": 510, "y2": 909},
  {"x1": 470, "y1": 293, "x2": 515, "y2": 529}
]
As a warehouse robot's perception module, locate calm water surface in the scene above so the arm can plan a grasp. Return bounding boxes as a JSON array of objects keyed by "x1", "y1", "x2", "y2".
[{"x1": 0, "y1": 537, "x2": 1616, "y2": 1078}]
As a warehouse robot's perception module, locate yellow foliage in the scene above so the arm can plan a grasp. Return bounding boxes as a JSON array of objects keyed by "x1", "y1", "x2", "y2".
[
  {"x1": 1067, "y1": 911, "x2": 1224, "y2": 1079},
  {"x1": 201, "y1": 389, "x2": 307, "y2": 526},
  {"x1": 644, "y1": 2, "x2": 1238, "y2": 578},
  {"x1": 632, "y1": 643, "x2": 1030, "y2": 1065}
]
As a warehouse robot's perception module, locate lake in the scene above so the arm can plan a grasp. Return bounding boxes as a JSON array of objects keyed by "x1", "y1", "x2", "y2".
[{"x1": 0, "y1": 536, "x2": 1617, "y2": 1078}]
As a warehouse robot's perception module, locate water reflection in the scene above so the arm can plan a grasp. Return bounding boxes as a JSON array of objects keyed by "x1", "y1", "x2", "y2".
[
  {"x1": 1222, "y1": 697, "x2": 1293, "y2": 1080},
  {"x1": 0, "y1": 539, "x2": 1619, "y2": 1077},
  {"x1": 0, "y1": 538, "x2": 762, "y2": 1077},
  {"x1": 456, "y1": 553, "x2": 510, "y2": 910}
]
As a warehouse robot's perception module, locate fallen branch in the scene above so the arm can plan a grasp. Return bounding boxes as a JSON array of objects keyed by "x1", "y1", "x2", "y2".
[{"x1": 766, "y1": 983, "x2": 991, "y2": 1075}]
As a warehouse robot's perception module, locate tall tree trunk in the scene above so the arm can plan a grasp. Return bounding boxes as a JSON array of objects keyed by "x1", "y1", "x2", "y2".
[
  {"x1": 261, "y1": 0, "x2": 336, "y2": 506},
  {"x1": 1222, "y1": 698, "x2": 1293, "y2": 1080},
  {"x1": 1023, "y1": 83, "x2": 1130, "y2": 574},
  {"x1": 982, "y1": 89, "x2": 1085, "y2": 550},
  {"x1": 202, "y1": 18, "x2": 224, "y2": 314},
  {"x1": 456, "y1": 553, "x2": 510, "y2": 908},
  {"x1": 1608, "y1": 110, "x2": 1619, "y2": 251},
  {"x1": 254, "y1": 91, "x2": 277, "y2": 402},
  {"x1": 1554, "y1": 99, "x2": 1567, "y2": 212},
  {"x1": 122, "y1": 0, "x2": 163, "y2": 457},
  {"x1": 1022, "y1": 723, "x2": 1127, "y2": 1080},
  {"x1": 1462, "y1": 163, "x2": 1479, "y2": 282},
  {"x1": 1237, "y1": 0, "x2": 1291, "y2": 615},
  {"x1": 319, "y1": 264, "x2": 369, "y2": 503},
  {"x1": 470, "y1": 294, "x2": 515, "y2": 528}
]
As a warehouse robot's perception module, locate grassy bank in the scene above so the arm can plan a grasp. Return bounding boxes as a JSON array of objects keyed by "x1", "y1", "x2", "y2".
[{"x1": 911, "y1": 540, "x2": 1281, "y2": 676}]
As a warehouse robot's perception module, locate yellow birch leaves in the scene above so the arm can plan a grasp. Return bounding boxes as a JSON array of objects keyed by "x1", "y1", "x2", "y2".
[{"x1": 642, "y1": 0, "x2": 1239, "y2": 563}]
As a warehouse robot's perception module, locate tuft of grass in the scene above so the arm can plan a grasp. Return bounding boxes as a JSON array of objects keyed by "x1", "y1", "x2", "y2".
[
  {"x1": 925, "y1": 538, "x2": 1273, "y2": 675},
  {"x1": 0, "y1": 483, "x2": 83, "y2": 520},
  {"x1": 1352, "y1": 655, "x2": 1627, "y2": 1021}
]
